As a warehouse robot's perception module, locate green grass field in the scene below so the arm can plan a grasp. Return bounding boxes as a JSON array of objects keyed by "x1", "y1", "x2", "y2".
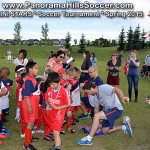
[{"x1": 0, "y1": 46, "x2": 150, "y2": 150}]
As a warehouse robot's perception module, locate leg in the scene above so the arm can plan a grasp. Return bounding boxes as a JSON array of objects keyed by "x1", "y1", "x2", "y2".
[
  {"x1": 53, "y1": 130, "x2": 61, "y2": 146},
  {"x1": 127, "y1": 75, "x2": 133, "y2": 101},
  {"x1": 79, "y1": 101, "x2": 87, "y2": 115},
  {"x1": 133, "y1": 76, "x2": 139, "y2": 102},
  {"x1": 102, "y1": 126, "x2": 122, "y2": 134},
  {"x1": 89, "y1": 111, "x2": 107, "y2": 138}
]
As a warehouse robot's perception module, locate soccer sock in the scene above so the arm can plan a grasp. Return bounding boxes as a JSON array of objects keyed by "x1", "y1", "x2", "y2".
[
  {"x1": 72, "y1": 115, "x2": 76, "y2": 120},
  {"x1": 87, "y1": 108, "x2": 91, "y2": 113},
  {"x1": 0, "y1": 134, "x2": 7, "y2": 139},
  {"x1": 87, "y1": 135, "x2": 92, "y2": 140},
  {"x1": 66, "y1": 117, "x2": 72, "y2": 128},
  {"x1": 21, "y1": 122, "x2": 27, "y2": 135},
  {"x1": 44, "y1": 125, "x2": 50, "y2": 137},
  {"x1": 122, "y1": 125, "x2": 126, "y2": 131},
  {"x1": 16, "y1": 107, "x2": 20, "y2": 119},
  {"x1": 25, "y1": 128, "x2": 32, "y2": 147}
]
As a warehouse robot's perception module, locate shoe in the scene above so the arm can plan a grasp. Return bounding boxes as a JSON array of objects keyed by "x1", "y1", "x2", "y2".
[
  {"x1": 63, "y1": 120, "x2": 66, "y2": 126},
  {"x1": 32, "y1": 131, "x2": 35, "y2": 134},
  {"x1": 67, "y1": 127, "x2": 76, "y2": 133},
  {"x1": 1, "y1": 128, "x2": 9, "y2": 133},
  {"x1": 78, "y1": 113, "x2": 89, "y2": 119},
  {"x1": 77, "y1": 136, "x2": 93, "y2": 145},
  {"x1": 23, "y1": 144, "x2": 37, "y2": 150},
  {"x1": 0, "y1": 131, "x2": 9, "y2": 135},
  {"x1": 124, "y1": 123, "x2": 132, "y2": 137},
  {"x1": 35, "y1": 129, "x2": 44, "y2": 133},
  {"x1": 87, "y1": 112, "x2": 91, "y2": 115},
  {"x1": 21, "y1": 133, "x2": 25, "y2": 138},
  {"x1": 50, "y1": 145, "x2": 62, "y2": 150},
  {"x1": 135, "y1": 99, "x2": 138, "y2": 102},
  {"x1": 30, "y1": 137, "x2": 39, "y2": 142},
  {"x1": 15, "y1": 118, "x2": 20, "y2": 122},
  {"x1": 4, "y1": 118, "x2": 8, "y2": 122},
  {"x1": 73, "y1": 118, "x2": 79, "y2": 122},
  {"x1": 43, "y1": 136, "x2": 54, "y2": 142},
  {"x1": 60, "y1": 128, "x2": 65, "y2": 134},
  {"x1": 71, "y1": 121, "x2": 75, "y2": 125}
]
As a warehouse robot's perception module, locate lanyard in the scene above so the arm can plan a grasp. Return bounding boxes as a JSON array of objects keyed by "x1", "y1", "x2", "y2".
[{"x1": 51, "y1": 86, "x2": 60, "y2": 104}]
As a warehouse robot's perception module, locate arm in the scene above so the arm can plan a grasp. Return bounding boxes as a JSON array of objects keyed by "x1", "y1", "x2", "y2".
[
  {"x1": 114, "y1": 66, "x2": 121, "y2": 72},
  {"x1": 25, "y1": 97, "x2": 33, "y2": 114},
  {"x1": 94, "y1": 105, "x2": 99, "y2": 114},
  {"x1": 45, "y1": 100, "x2": 51, "y2": 111},
  {"x1": 0, "y1": 87, "x2": 7, "y2": 97},
  {"x1": 49, "y1": 103, "x2": 70, "y2": 110},
  {"x1": 112, "y1": 88, "x2": 129, "y2": 104},
  {"x1": 130, "y1": 57, "x2": 140, "y2": 67},
  {"x1": 106, "y1": 65, "x2": 114, "y2": 71}
]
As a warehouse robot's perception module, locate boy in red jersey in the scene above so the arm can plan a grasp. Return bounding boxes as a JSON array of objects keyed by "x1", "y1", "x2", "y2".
[
  {"x1": 22, "y1": 62, "x2": 39, "y2": 150},
  {"x1": 45, "y1": 72, "x2": 70, "y2": 150},
  {"x1": 15, "y1": 65, "x2": 25, "y2": 122}
]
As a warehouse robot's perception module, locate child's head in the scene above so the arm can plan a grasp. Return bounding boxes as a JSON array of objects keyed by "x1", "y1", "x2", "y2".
[
  {"x1": 46, "y1": 72, "x2": 60, "y2": 89},
  {"x1": 143, "y1": 62, "x2": 145, "y2": 65},
  {"x1": 36, "y1": 77, "x2": 45, "y2": 87},
  {"x1": 0, "y1": 67, "x2": 10, "y2": 79},
  {"x1": 58, "y1": 68, "x2": 66, "y2": 78},
  {"x1": 65, "y1": 68, "x2": 76, "y2": 81},
  {"x1": 26, "y1": 62, "x2": 38, "y2": 77},
  {"x1": 28, "y1": 58, "x2": 33, "y2": 63},
  {"x1": 21, "y1": 72, "x2": 28, "y2": 82},
  {"x1": 15, "y1": 65, "x2": 25, "y2": 77},
  {"x1": 73, "y1": 67, "x2": 80, "y2": 79},
  {"x1": 44, "y1": 69, "x2": 52, "y2": 80}
]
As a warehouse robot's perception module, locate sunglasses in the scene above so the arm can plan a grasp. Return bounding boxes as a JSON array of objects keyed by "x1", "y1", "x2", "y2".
[
  {"x1": 112, "y1": 55, "x2": 116, "y2": 56},
  {"x1": 60, "y1": 56, "x2": 65, "y2": 59}
]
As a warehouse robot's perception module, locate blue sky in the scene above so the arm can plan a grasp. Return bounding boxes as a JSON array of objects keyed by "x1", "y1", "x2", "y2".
[{"x1": 0, "y1": 0, "x2": 150, "y2": 44}]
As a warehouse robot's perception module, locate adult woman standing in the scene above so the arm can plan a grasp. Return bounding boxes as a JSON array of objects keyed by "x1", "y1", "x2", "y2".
[
  {"x1": 127, "y1": 50, "x2": 140, "y2": 102},
  {"x1": 106, "y1": 52, "x2": 121, "y2": 87},
  {"x1": 13, "y1": 49, "x2": 28, "y2": 77},
  {"x1": 46, "y1": 50, "x2": 65, "y2": 72},
  {"x1": 79, "y1": 51, "x2": 92, "y2": 83},
  {"x1": 90, "y1": 52, "x2": 97, "y2": 66}
]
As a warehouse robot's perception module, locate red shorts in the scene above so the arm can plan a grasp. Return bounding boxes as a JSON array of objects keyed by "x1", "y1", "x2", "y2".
[
  {"x1": 41, "y1": 108, "x2": 49, "y2": 126},
  {"x1": 20, "y1": 101, "x2": 24, "y2": 122},
  {"x1": 16, "y1": 89, "x2": 20, "y2": 107},
  {"x1": 22, "y1": 95, "x2": 40, "y2": 123},
  {"x1": 66, "y1": 106, "x2": 71, "y2": 112},
  {"x1": 71, "y1": 106, "x2": 79, "y2": 112},
  {"x1": 47, "y1": 109, "x2": 66, "y2": 131},
  {"x1": 107, "y1": 76, "x2": 120, "y2": 85}
]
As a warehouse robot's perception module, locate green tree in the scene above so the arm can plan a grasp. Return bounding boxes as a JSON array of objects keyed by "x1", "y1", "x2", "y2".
[
  {"x1": 118, "y1": 27, "x2": 126, "y2": 51},
  {"x1": 141, "y1": 29, "x2": 147, "y2": 49},
  {"x1": 78, "y1": 33, "x2": 86, "y2": 53},
  {"x1": 41, "y1": 23, "x2": 50, "y2": 48},
  {"x1": 87, "y1": 40, "x2": 90, "y2": 46},
  {"x1": 74, "y1": 39, "x2": 77, "y2": 46},
  {"x1": 13, "y1": 22, "x2": 22, "y2": 49},
  {"x1": 65, "y1": 32, "x2": 72, "y2": 50},
  {"x1": 126, "y1": 26, "x2": 133, "y2": 50},
  {"x1": 112, "y1": 40, "x2": 116, "y2": 46},
  {"x1": 132, "y1": 24, "x2": 141, "y2": 50}
]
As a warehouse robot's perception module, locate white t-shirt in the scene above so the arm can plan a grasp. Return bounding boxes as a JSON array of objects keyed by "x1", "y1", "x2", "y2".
[
  {"x1": 89, "y1": 84, "x2": 123, "y2": 110},
  {"x1": 0, "y1": 81, "x2": 6, "y2": 114},
  {"x1": 7, "y1": 50, "x2": 11, "y2": 56},
  {"x1": 13, "y1": 58, "x2": 28, "y2": 77}
]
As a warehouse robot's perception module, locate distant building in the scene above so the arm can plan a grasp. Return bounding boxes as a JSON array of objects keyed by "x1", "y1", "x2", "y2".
[
  {"x1": 5, "y1": 39, "x2": 16, "y2": 46},
  {"x1": 51, "y1": 39, "x2": 60, "y2": 46},
  {"x1": 60, "y1": 39, "x2": 66, "y2": 46},
  {"x1": 28, "y1": 39, "x2": 41, "y2": 46}
]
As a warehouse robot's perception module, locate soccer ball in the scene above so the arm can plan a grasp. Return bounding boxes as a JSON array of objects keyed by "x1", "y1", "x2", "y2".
[{"x1": 122, "y1": 116, "x2": 130, "y2": 124}]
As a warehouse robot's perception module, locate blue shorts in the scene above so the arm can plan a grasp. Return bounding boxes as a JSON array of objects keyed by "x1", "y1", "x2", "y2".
[
  {"x1": 2, "y1": 108, "x2": 9, "y2": 115},
  {"x1": 102, "y1": 107, "x2": 123, "y2": 129}
]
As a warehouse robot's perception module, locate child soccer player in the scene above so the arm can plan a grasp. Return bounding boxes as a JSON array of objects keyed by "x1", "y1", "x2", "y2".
[
  {"x1": 15, "y1": 65, "x2": 25, "y2": 122},
  {"x1": 45, "y1": 72, "x2": 70, "y2": 150},
  {"x1": 141, "y1": 62, "x2": 147, "y2": 79},
  {"x1": 59, "y1": 68, "x2": 76, "y2": 133},
  {"x1": 0, "y1": 68, "x2": 13, "y2": 133},
  {"x1": 124, "y1": 59, "x2": 128, "y2": 76},
  {"x1": 22, "y1": 62, "x2": 39, "y2": 150},
  {"x1": 0, "y1": 72, "x2": 7, "y2": 144}
]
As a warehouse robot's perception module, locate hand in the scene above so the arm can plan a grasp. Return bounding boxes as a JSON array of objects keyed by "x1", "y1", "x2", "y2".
[
  {"x1": 114, "y1": 67, "x2": 119, "y2": 70},
  {"x1": 46, "y1": 105, "x2": 52, "y2": 111},
  {"x1": 109, "y1": 67, "x2": 114, "y2": 70},
  {"x1": 130, "y1": 57, "x2": 134, "y2": 62},
  {"x1": 50, "y1": 103, "x2": 57, "y2": 109},
  {"x1": 66, "y1": 84, "x2": 72, "y2": 91},
  {"x1": 28, "y1": 106, "x2": 33, "y2": 114},
  {"x1": 122, "y1": 97, "x2": 130, "y2": 104}
]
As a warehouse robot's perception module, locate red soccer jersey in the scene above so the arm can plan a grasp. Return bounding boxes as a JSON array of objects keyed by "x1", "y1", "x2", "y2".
[{"x1": 45, "y1": 86, "x2": 70, "y2": 131}]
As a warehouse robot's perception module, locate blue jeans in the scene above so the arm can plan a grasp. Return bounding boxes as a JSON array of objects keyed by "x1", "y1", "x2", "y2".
[{"x1": 127, "y1": 74, "x2": 139, "y2": 101}]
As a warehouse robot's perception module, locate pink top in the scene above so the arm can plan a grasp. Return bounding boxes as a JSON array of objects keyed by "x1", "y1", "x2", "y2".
[{"x1": 46, "y1": 58, "x2": 62, "y2": 72}]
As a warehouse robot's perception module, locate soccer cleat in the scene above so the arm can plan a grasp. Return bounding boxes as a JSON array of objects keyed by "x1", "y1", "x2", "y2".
[
  {"x1": 124, "y1": 123, "x2": 132, "y2": 137},
  {"x1": 0, "y1": 141, "x2": 2, "y2": 144},
  {"x1": 32, "y1": 131, "x2": 35, "y2": 134},
  {"x1": 77, "y1": 136, "x2": 93, "y2": 145},
  {"x1": 1, "y1": 128, "x2": 9, "y2": 133},
  {"x1": 73, "y1": 118, "x2": 79, "y2": 122},
  {"x1": 67, "y1": 127, "x2": 76, "y2": 133},
  {"x1": 71, "y1": 121, "x2": 75, "y2": 125},
  {"x1": 50, "y1": 145, "x2": 62, "y2": 150},
  {"x1": 30, "y1": 137, "x2": 39, "y2": 142},
  {"x1": 78, "y1": 113, "x2": 89, "y2": 119},
  {"x1": 35, "y1": 129, "x2": 44, "y2": 133},
  {"x1": 43, "y1": 136, "x2": 54, "y2": 142},
  {"x1": 15, "y1": 118, "x2": 20, "y2": 122},
  {"x1": 60, "y1": 128, "x2": 65, "y2": 134},
  {"x1": 21, "y1": 133, "x2": 25, "y2": 138},
  {"x1": 0, "y1": 131, "x2": 9, "y2": 135},
  {"x1": 23, "y1": 144, "x2": 37, "y2": 150}
]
